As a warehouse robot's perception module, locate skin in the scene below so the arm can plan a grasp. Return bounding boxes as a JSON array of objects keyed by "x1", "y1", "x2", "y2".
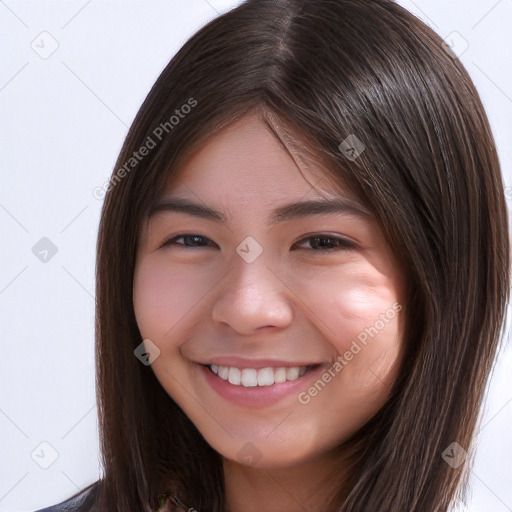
[{"x1": 133, "y1": 113, "x2": 406, "y2": 512}]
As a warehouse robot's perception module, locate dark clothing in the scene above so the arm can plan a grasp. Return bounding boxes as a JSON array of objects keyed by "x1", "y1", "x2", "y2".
[
  {"x1": 32, "y1": 481, "x2": 98, "y2": 512},
  {"x1": 32, "y1": 480, "x2": 186, "y2": 511}
]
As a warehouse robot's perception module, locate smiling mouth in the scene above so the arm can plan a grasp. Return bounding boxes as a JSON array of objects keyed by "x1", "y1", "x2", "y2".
[{"x1": 202, "y1": 363, "x2": 322, "y2": 387}]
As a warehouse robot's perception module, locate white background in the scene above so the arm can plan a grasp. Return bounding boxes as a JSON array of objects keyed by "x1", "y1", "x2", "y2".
[{"x1": 0, "y1": 1, "x2": 511, "y2": 511}]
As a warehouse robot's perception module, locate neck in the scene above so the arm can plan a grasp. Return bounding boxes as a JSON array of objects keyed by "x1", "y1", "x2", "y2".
[{"x1": 222, "y1": 446, "x2": 353, "y2": 512}]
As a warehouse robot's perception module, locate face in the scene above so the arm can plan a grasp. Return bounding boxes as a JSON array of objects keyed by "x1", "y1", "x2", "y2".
[{"x1": 133, "y1": 113, "x2": 406, "y2": 470}]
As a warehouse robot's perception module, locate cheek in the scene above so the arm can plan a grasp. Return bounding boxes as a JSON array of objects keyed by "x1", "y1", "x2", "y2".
[
  {"x1": 132, "y1": 257, "x2": 210, "y2": 342},
  {"x1": 304, "y1": 265, "x2": 400, "y2": 330},
  {"x1": 301, "y1": 266, "x2": 403, "y2": 391}
]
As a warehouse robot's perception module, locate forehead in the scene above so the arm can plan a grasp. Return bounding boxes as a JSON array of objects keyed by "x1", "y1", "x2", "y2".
[{"x1": 162, "y1": 113, "x2": 337, "y2": 199}]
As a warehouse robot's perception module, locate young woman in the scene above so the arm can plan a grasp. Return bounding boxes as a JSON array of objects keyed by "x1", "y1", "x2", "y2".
[{"x1": 34, "y1": 0, "x2": 510, "y2": 511}]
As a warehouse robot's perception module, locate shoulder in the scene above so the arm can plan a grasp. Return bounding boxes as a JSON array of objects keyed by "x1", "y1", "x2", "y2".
[{"x1": 32, "y1": 480, "x2": 99, "y2": 512}]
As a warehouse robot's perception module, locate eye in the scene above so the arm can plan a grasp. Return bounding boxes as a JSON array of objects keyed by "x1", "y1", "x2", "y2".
[
  {"x1": 292, "y1": 234, "x2": 357, "y2": 252},
  {"x1": 160, "y1": 234, "x2": 215, "y2": 249},
  {"x1": 160, "y1": 233, "x2": 356, "y2": 252}
]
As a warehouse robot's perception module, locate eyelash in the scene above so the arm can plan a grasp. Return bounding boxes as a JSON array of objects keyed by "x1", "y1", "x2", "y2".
[{"x1": 159, "y1": 233, "x2": 357, "y2": 252}]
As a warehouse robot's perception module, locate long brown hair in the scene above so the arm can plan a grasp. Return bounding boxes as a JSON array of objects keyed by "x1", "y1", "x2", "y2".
[{"x1": 88, "y1": 0, "x2": 511, "y2": 510}]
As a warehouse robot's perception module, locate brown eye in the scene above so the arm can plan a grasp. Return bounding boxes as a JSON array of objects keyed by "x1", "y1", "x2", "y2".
[
  {"x1": 160, "y1": 234, "x2": 215, "y2": 249},
  {"x1": 159, "y1": 233, "x2": 357, "y2": 252},
  {"x1": 292, "y1": 234, "x2": 357, "y2": 252}
]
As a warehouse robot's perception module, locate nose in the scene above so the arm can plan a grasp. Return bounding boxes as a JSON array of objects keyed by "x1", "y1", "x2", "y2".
[{"x1": 211, "y1": 248, "x2": 294, "y2": 335}]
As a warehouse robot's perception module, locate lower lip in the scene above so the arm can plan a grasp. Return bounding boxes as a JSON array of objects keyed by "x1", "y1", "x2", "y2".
[{"x1": 199, "y1": 364, "x2": 325, "y2": 409}]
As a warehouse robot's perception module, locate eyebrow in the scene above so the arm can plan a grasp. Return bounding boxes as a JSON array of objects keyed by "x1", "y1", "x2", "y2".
[{"x1": 148, "y1": 196, "x2": 372, "y2": 225}]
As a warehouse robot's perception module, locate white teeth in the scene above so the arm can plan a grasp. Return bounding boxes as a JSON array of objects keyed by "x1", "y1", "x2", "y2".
[
  {"x1": 241, "y1": 369, "x2": 258, "y2": 387},
  {"x1": 209, "y1": 364, "x2": 312, "y2": 387},
  {"x1": 286, "y1": 367, "x2": 300, "y2": 381},
  {"x1": 218, "y1": 365, "x2": 229, "y2": 380},
  {"x1": 228, "y1": 367, "x2": 241, "y2": 385},
  {"x1": 274, "y1": 367, "x2": 287, "y2": 383},
  {"x1": 257, "y1": 367, "x2": 274, "y2": 386}
]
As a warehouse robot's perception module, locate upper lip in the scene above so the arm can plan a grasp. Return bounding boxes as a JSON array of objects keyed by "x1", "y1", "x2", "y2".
[{"x1": 198, "y1": 356, "x2": 324, "y2": 369}]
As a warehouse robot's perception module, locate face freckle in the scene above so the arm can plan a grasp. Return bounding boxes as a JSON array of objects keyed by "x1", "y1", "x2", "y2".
[{"x1": 132, "y1": 112, "x2": 406, "y2": 472}]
